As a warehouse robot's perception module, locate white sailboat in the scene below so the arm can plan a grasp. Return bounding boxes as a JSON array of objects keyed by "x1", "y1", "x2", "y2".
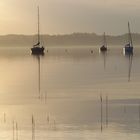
[
  {"x1": 123, "y1": 22, "x2": 133, "y2": 55},
  {"x1": 31, "y1": 6, "x2": 44, "y2": 55}
]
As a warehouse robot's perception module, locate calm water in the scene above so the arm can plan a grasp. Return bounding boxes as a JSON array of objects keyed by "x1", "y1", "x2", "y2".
[{"x1": 0, "y1": 46, "x2": 140, "y2": 140}]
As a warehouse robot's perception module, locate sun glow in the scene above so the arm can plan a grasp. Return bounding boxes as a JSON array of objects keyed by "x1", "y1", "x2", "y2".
[{"x1": 0, "y1": 0, "x2": 140, "y2": 35}]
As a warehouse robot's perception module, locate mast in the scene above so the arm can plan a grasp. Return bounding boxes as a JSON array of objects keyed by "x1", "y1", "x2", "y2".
[
  {"x1": 103, "y1": 32, "x2": 107, "y2": 48},
  {"x1": 128, "y1": 22, "x2": 133, "y2": 47},
  {"x1": 37, "y1": 6, "x2": 40, "y2": 45}
]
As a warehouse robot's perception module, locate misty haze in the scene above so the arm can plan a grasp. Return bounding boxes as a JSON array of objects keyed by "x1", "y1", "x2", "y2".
[{"x1": 0, "y1": 0, "x2": 140, "y2": 140}]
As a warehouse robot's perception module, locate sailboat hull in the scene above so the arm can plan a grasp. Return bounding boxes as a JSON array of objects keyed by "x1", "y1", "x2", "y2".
[
  {"x1": 31, "y1": 7, "x2": 45, "y2": 55},
  {"x1": 123, "y1": 46, "x2": 133, "y2": 55},
  {"x1": 100, "y1": 46, "x2": 107, "y2": 52},
  {"x1": 123, "y1": 22, "x2": 133, "y2": 55},
  {"x1": 31, "y1": 47, "x2": 44, "y2": 55}
]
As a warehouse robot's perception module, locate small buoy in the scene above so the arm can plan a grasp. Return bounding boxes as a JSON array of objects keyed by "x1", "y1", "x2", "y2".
[{"x1": 91, "y1": 50, "x2": 93, "y2": 53}]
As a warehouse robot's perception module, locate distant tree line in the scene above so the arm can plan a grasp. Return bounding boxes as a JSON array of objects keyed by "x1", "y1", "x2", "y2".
[{"x1": 0, "y1": 33, "x2": 140, "y2": 46}]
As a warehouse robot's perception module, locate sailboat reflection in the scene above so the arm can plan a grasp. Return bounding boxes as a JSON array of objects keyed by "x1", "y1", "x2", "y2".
[
  {"x1": 128, "y1": 54, "x2": 133, "y2": 82},
  {"x1": 124, "y1": 53, "x2": 133, "y2": 82},
  {"x1": 33, "y1": 55, "x2": 41, "y2": 99},
  {"x1": 100, "y1": 51, "x2": 107, "y2": 70},
  {"x1": 103, "y1": 52, "x2": 107, "y2": 70},
  {"x1": 37, "y1": 55, "x2": 41, "y2": 98}
]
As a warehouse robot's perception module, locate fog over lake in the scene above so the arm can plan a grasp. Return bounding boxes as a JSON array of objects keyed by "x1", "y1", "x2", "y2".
[{"x1": 0, "y1": 46, "x2": 140, "y2": 140}]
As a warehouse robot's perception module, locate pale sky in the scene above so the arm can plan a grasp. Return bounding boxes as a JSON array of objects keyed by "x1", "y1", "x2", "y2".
[{"x1": 0, "y1": 0, "x2": 140, "y2": 35}]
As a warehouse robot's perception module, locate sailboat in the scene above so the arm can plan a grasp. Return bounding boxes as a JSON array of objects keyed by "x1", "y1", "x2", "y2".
[
  {"x1": 31, "y1": 6, "x2": 44, "y2": 55},
  {"x1": 123, "y1": 22, "x2": 133, "y2": 55},
  {"x1": 100, "y1": 32, "x2": 107, "y2": 52}
]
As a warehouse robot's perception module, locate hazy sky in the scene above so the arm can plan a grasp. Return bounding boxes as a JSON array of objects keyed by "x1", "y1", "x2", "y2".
[{"x1": 0, "y1": 0, "x2": 140, "y2": 35}]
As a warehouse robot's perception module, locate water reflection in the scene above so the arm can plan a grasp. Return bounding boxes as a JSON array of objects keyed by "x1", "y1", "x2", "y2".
[
  {"x1": 128, "y1": 54, "x2": 133, "y2": 82},
  {"x1": 36, "y1": 55, "x2": 41, "y2": 99},
  {"x1": 0, "y1": 46, "x2": 139, "y2": 139},
  {"x1": 100, "y1": 51, "x2": 107, "y2": 70}
]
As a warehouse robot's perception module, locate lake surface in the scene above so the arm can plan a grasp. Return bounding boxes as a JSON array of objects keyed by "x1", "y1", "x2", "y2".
[{"x1": 0, "y1": 46, "x2": 140, "y2": 140}]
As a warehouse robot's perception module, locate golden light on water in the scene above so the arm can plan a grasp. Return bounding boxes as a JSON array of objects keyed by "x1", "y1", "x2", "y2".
[{"x1": 0, "y1": 0, "x2": 140, "y2": 139}]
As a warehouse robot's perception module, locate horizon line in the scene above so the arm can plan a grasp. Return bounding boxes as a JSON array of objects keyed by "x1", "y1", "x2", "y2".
[{"x1": 0, "y1": 32, "x2": 140, "y2": 37}]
